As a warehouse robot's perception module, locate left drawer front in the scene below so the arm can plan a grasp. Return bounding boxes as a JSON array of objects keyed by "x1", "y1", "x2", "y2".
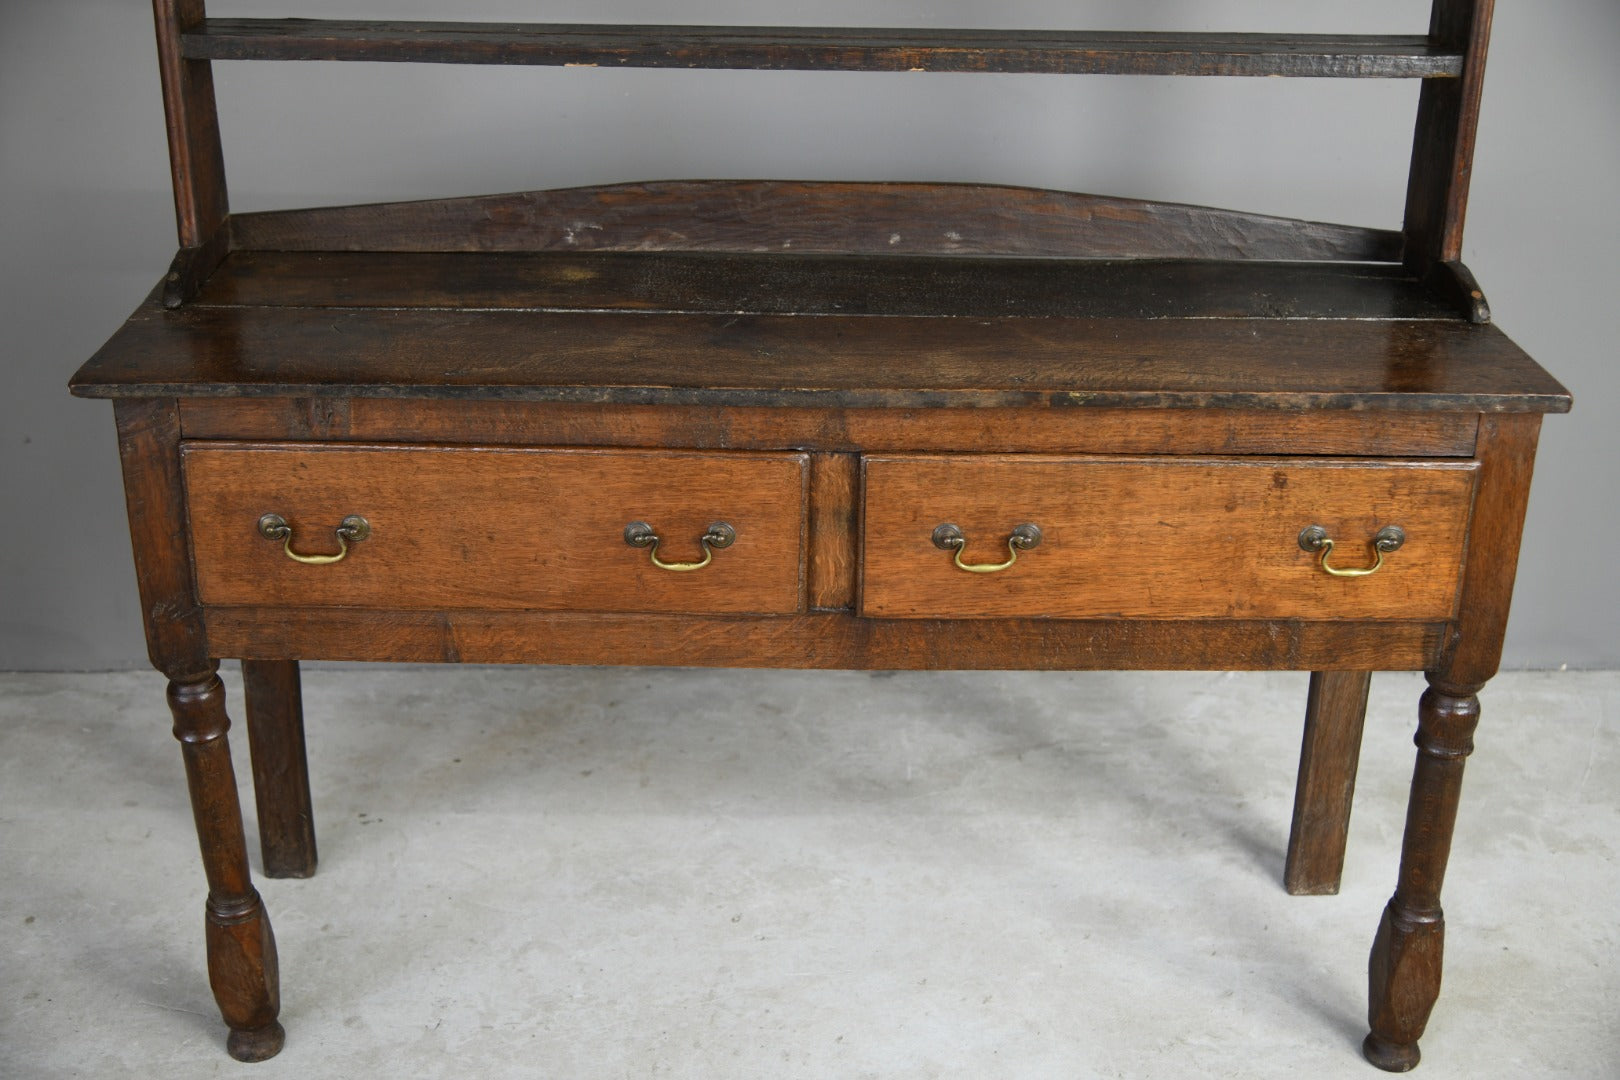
[{"x1": 183, "y1": 445, "x2": 808, "y2": 614}]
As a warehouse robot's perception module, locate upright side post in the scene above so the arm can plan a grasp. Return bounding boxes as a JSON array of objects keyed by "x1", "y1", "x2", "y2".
[
  {"x1": 154, "y1": 0, "x2": 230, "y2": 305},
  {"x1": 1403, "y1": 0, "x2": 1496, "y2": 277}
]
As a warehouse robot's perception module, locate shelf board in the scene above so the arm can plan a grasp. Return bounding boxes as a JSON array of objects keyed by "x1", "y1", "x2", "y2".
[
  {"x1": 72, "y1": 251, "x2": 1569, "y2": 412},
  {"x1": 194, "y1": 251, "x2": 1456, "y2": 322},
  {"x1": 182, "y1": 21, "x2": 1462, "y2": 78}
]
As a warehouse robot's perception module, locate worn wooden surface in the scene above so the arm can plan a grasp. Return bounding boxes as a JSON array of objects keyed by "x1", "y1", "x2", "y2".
[
  {"x1": 861, "y1": 456, "x2": 1475, "y2": 620},
  {"x1": 72, "y1": 303, "x2": 1570, "y2": 412},
  {"x1": 229, "y1": 182, "x2": 1405, "y2": 263},
  {"x1": 1423, "y1": 260, "x2": 1491, "y2": 325},
  {"x1": 808, "y1": 454, "x2": 858, "y2": 612},
  {"x1": 1365, "y1": 682, "x2": 1480, "y2": 1072},
  {"x1": 169, "y1": 673, "x2": 284, "y2": 1062},
  {"x1": 241, "y1": 659, "x2": 317, "y2": 879},
  {"x1": 202, "y1": 608, "x2": 1447, "y2": 672},
  {"x1": 182, "y1": 21, "x2": 1464, "y2": 78},
  {"x1": 183, "y1": 444, "x2": 808, "y2": 614},
  {"x1": 154, "y1": 0, "x2": 227, "y2": 250},
  {"x1": 1286, "y1": 670, "x2": 1373, "y2": 896},
  {"x1": 1404, "y1": 0, "x2": 1495, "y2": 275},
  {"x1": 84, "y1": 1, "x2": 1569, "y2": 1069},
  {"x1": 115, "y1": 395, "x2": 283, "y2": 1061},
  {"x1": 196, "y1": 251, "x2": 1457, "y2": 321},
  {"x1": 1432, "y1": 413, "x2": 1543, "y2": 686},
  {"x1": 1361, "y1": 411, "x2": 1540, "y2": 1071},
  {"x1": 177, "y1": 400, "x2": 1483, "y2": 458},
  {"x1": 114, "y1": 399, "x2": 210, "y2": 676}
]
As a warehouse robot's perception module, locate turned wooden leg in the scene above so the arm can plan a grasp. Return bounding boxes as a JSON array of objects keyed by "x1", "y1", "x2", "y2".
[
  {"x1": 242, "y1": 659, "x2": 318, "y2": 878},
  {"x1": 1285, "y1": 670, "x2": 1372, "y2": 895},
  {"x1": 116, "y1": 401, "x2": 289, "y2": 1060},
  {"x1": 170, "y1": 669, "x2": 285, "y2": 1062},
  {"x1": 1363, "y1": 677, "x2": 1480, "y2": 1072}
]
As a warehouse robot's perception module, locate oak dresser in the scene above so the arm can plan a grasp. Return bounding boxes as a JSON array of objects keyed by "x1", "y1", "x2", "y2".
[{"x1": 70, "y1": 1, "x2": 1570, "y2": 1070}]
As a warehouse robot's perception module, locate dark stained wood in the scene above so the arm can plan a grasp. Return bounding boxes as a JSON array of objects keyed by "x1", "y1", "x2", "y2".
[
  {"x1": 1364, "y1": 681, "x2": 1480, "y2": 1072},
  {"x1": 1432, "y1": 412, "x2": 1543, "y2": 687},
  {"x1": 241, "y1": 659, "x2": 317, "y2": 879},
  {"x1": 202, "y1": 608, "x2": 1448, "y2": 672},
  {"x1": 183, "y1": 21, "x2": 1464, "y2": 79},
  {"x1": 860, "y1": 456, "x2": 1476, "y2": 621},
  {"x1": 114, "y1": 399, "x2": 209, "y2": 679},
  {"x1": 1285, "y1": 671, "x2": 1373, "y2": 896},
  {"x1": 178, "y1": 400, "x2": 1483, "y2": 459},
  {"x1": 154, "y1": 0, "x2": 228, "y2": 250},
  {"x1": 229, "y1": 182, "x2": 1405, "y2": 263},
  {"x1": 193, "y1": 251, "x2": 1455, "y2": 321},
  {"x1": 71, "y1": 304, "x2": 1572, "y2": 413},
  {"x1": 115, "y1": 394, "x2": 283, "y2": 1059},
  {"x1": 169, "y1": 672, "x2": 284, "y2": 1062},
  {"x1": 1403, "y1": 1, "x2": 1495, "y2": 274},
  {"x1": 1424, "y1": 260, "x2": 1491, "y2": 325},
  {"x1": 80, "y1": 1, "x2": 1570, "y2": 1068},
  {"x1": 183, "y1": 445, "x2": 810, "y2": 615},
  {"x1": 162, "y1": 225, "x2": 231, "y2": 310},
  {"x1": 1362, "y1": 413, "x2": 1540, "y2": 1069},
  {"x1": 808, "y1": 454, "x2": 858, "y2": 612}
]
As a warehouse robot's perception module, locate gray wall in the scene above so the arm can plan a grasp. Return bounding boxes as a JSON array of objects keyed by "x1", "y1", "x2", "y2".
[{"x1": 3, "y1": 1, "x2": 1615, "y2": 670}]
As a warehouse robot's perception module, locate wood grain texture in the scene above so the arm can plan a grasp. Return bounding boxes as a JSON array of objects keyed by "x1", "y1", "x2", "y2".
[
  {"x1": 229, "y1": 182, "x2": 1404, "y2": 263},
  {"x1": 861, "y1": 456, "x2": 1476, "y2": 620},
  {"x1": 114, "y1": 399, "x2": 210, "y2": 680},
  {"x1": 162, "y1": 225, "x2": 230, "y2": 309},
  {"x1": 115, "y1": 394, "x2": 285, "y2": 1060},
  {"x1": 202, "y1": 608, "x2": 1447, "y2": 672},
  {"x1": 195, "y1": 251, "x2": 1454, "y2": 321},
  {"x1": 154, "y1": 0, "x2": 228, "y2": 249},
  {"x1": 1424, "y1": 260, "x2": 1491, "y2": 325},
  {"x1": 1432, "y1": 411, "x2": 1542, "y2": 688},
  {"x1": 178, "y1": 400, "x2": 1482, "y2": 459},
  {"x1": 182, "y1": 21, "x2": 1463, "y2": 78},
  {"x1": 83, "y1": 1, "x2": 1565, "y2": 1070},
  {"x1": 1286, "y1": 670, "x2": 1373, "y2": 896},
  {"x1": 241, "y1": 659, "x2": 317, "y2": 879},
  {"x1": 169, "y1": 672, "x2": 284, "y2": 1062},
  {"x1": 1403, "y1": 0, "x2": 1495, "y2": 272},
  {"x1": 808, "y1": 454, "x2": 858, "y2": 611},
  {"x1": 182, "y1": 445, "x2": 809, "y2": 615},
  {"x1": 1364, "y1": 681, "x2": 1480, "y2": 1071},
  {"x1": 72, "y1": 304, "x2": 1572, "y2": 413}
]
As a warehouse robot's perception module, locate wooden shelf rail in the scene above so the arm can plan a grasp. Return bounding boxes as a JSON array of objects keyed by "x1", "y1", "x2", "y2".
[{"x1": 181, "y1": 21, "x2": 1464, "y2": 78}]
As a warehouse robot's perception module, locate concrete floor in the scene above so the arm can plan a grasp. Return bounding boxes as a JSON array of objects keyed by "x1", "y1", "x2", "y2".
[{"x1": 2, "y1": 668, "x2": 1616, "y2": 1079}]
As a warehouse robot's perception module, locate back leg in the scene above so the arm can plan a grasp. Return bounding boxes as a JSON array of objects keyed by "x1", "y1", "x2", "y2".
[
  {"x1": 242, "y1": 659, "x2": 318, "y2": 878},
  {"x1": 1285, "y1": 670, "x2": 1372, "y2": 895}
]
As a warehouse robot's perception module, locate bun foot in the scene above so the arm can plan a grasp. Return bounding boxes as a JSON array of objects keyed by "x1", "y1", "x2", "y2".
[
  {"x1": 227, "y1": 1021, "x2": 286, "y2": 1062},
  {"x1": 1362, "y1": 1033, "x2": 1420, "y2": 1072}
]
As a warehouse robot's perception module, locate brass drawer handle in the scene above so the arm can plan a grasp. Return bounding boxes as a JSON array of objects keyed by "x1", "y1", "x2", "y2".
[
  {"x1": 624, "y1": 521, "x2": 736, "y2": 572},
  {"x1": 932, "y1": 523, "x2": 1042, "y2": 574},
  {"x1": 257, "y1": 513, "x2": 370, "y2": 565},
  {"x1": 1299, "y1": 524, "x2": 1406, "y2": 578}
]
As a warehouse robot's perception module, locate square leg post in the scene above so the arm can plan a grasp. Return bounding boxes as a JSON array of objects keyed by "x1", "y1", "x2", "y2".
[
  {"x1": 242, "y1": 659, "x2": 318, "y2": 878},
  {"x1": 1285, "y1": 671, "x2": 1372, "y2": 895}
]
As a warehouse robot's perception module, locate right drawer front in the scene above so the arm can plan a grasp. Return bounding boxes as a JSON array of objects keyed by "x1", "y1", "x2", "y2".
[{"x1": 860, "y1": 456, "x2": 1477, "y2": 620}]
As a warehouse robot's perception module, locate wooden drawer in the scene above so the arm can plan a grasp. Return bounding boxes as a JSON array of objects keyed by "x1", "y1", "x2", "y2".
[
  {"x1": 860, "y1": 456, "x2": 1477, "y2": 620},
  {"x1": 183, "y1": 444, "x2": 808, "y2": 614}
]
